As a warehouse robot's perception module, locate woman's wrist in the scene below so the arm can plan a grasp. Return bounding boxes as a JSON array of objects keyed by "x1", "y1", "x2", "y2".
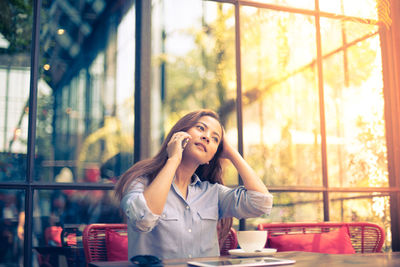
[{"x1": 167, "y1": 156, "x2": 181, "y2": 166}]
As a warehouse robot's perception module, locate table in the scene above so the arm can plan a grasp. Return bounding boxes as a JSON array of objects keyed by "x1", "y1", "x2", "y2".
[
  {"x1": 88, "y1": 251, "x2": 400, "y2": 267},
  {"x1": 34, "y1": 246, "x2": 85, "y2": 267}
]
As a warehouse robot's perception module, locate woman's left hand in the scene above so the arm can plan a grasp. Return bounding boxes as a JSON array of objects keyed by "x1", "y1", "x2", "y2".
[
  {"x1": 219, "y1": 134, "x2": 269, "y2": 194},
  {"x1": 220, "y1": 137, "x2": 236, "y2": 160}
]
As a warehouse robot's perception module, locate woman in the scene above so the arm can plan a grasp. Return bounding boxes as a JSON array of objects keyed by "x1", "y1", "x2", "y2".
[{"x1": 115, "y1": 109, "x2": 273, "y2": 260}]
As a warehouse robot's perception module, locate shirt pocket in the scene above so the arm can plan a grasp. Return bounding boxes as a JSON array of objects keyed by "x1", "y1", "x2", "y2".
[
  {"x1": 160, "y1": 210, "x2": 179, "y2": 221},
  {"x1": 197, "y1": 206, "x2": 218, "y2": 221},
  {"x1": 157, "y1": 210, "x2": 181, "y2": 255},
  {"x1": 197, "y1": 206, "x2": 219, "y2": 254}
]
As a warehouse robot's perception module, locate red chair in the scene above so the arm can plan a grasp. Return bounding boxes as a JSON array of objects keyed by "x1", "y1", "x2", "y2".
[
  {"x1": 83, "y1": 223, "x2": 127, "y2": 264},
  {"x1": 83, "y1": 223, "x2": 238, "y2": 263},
  {"x1": 219, "y1": 228, "x2": 238, "y2": 255},
  {"x1": 257, "y1": 222, "x2": 385, "y2": 253}
]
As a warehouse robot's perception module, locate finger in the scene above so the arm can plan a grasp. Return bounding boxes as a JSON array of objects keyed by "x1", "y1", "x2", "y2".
[{"x1": 173, "y1": 132, "x2": 189, "y2": 141}]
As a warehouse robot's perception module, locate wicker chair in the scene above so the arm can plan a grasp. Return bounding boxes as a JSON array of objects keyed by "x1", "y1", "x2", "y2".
[
  {"x1": 83, "y1": 223, "x2": 127, "y2": 264},
  {"x1": 83, "y1": 224, "x2": 238, "y2": 263},
  {"x1": 219, "y1": 228, "x2": 238, "y2": 255},
  {"x1": 257, "y1": 222, "x2": 385, "y2": 253}
]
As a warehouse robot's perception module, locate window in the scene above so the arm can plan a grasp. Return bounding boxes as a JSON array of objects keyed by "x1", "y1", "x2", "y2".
[
  {"x1": 0, "y1": 0, "x2": 399, "y2": 265},
  {"x1": 150, "y1": 0, "x2": 397, "y2": 252},
  {"x1": 0, "y1": 0, "x2": 135, "y2": 265}
]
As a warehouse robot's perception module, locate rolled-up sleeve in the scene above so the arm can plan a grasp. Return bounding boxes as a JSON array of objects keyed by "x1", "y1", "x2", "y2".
[
  {"x1": 120, "y1": 178, "x2": 160, "y2": 232},
  {"x1": 217, "y1": 185, "x2": 273, "y2": 219}
]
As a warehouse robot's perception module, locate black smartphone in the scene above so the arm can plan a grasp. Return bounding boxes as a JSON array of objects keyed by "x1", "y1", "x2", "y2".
[{"x1": 130, "y1": 255, "x2": 163, "y2": 266}]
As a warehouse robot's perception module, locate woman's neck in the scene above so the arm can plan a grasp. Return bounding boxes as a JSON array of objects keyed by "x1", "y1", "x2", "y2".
[{"x1": 174, "y1": 160, "x2": 198, "y2": 198}]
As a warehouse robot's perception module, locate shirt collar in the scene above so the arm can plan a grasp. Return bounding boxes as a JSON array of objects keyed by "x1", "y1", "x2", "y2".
[
  {"x1": 190, "y1": 173, "x2": 201, "y2": 185},
  {"x1": 172, "y1": 173, "x2": 201, "y2": 186}
]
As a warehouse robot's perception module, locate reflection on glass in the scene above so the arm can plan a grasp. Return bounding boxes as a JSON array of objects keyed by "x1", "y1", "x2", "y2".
[
  {"x1": 35, "y1": 189, "x2": 122, "y2": 226},
  {"x1": 323, "y1": 33, "x2": 388, "y2": 187},
  {"x1": 152, "y1": 0, "x2": 238, "y2": 184},
  {"x1": 32, "y1": 189, "x2": 122, "y2": 265},
  {"x1": 246, "y1": 192, "x2": 323, "y2": 228},
  {"x1": 0, "y1": 1, "x2": 32, "y2": 181},
  {"x1": 319, "y1": 0, "x2": 379, "y2": 20},
  {"x1": 244, "y1": 0, "x2": 314, "y2": 10},
  {"x1": 241, "y1": 8, "x2": 321, "y2": 187},
  {"x1": 36, "y1": 0, "x2": 135, "y2": 182},
  {"x1": 320, "y1": 18, "x2": 343, "y2": 55},
  {"x1": 153, "y1": 0, "x2": 236, "y2": 125},
  {"x1": 0, "y1": 190, "x2": 24, "y2": 266},
  {"x1": 344, "y1": 20, "x2": 379, "y2": 44},
  {"x1": 329, "y1": 193, "x2": 391, "y2": 251}
]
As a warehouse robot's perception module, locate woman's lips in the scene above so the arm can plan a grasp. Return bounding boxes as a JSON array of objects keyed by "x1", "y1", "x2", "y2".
[{"x1": 195, "y1": 143, "x2": 207, "y2": 152}]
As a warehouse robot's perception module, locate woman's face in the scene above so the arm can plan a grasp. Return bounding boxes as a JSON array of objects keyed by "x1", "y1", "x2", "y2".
[{"x1": 184, "y1": 115, "x2": 222, "y2": 164}]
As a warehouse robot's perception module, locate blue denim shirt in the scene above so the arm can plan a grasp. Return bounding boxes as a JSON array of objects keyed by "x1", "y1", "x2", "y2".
[{"x1": 120, "y1": 174, "x2": 273, "y2": 260}]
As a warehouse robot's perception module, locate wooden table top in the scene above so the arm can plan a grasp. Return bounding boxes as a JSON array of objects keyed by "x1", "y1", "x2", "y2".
[{"x1": 89, "y1": 251, "x2": 400, "y2": 267}]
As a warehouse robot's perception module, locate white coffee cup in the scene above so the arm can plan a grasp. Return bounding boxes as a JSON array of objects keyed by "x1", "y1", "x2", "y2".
[{"x1": 237, "y1": 230, "x2": 268, "y2": 253}]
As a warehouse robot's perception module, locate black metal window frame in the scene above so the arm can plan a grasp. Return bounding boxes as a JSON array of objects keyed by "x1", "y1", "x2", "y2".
[{"x1": 1, "y1": 0, "x2": 399, "y2": 266}]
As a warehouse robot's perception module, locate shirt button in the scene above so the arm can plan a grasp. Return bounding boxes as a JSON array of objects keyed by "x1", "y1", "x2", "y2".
[
  {"x1": 188, "y1": 229, "x2": 192, "y2": 233},
  {"x1": 186, "y1": 206, "x2": 189, "y2": 210}
]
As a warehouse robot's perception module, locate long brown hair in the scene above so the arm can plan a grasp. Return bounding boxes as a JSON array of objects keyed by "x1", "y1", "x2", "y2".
[{"x1": 114, "y1": 109, "x2": 232, "y2": 245}]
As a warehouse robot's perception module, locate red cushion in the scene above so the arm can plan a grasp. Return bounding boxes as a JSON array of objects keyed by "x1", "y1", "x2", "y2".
[
  {"x1": 45, "y1": 226, "x2": 63, "y2": 247},
  {"x1": 267, "y1": 226, "x2": 356, "y2": 254},
  {"x1": 105, "y1": 229, "x2": 128, "y2": 261}
]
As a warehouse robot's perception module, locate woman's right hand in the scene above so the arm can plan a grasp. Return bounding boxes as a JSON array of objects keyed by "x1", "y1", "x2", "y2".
[{"x1": 166, "y1": 132, "x2": 191, "y2": 162}]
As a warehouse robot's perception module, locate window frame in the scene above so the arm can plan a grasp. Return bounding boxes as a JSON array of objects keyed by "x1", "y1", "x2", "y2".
[{"x1": 1, "y1": 0, "x2": 399, "y2": 266}]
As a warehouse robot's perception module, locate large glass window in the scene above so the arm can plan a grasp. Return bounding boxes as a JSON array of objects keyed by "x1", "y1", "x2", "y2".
[
  {"x1": 152, "y1": 0, "x2": 238, "y2": 184},
  {"x1": 0, "y1": 0, "x2": 32, "y2": 181},
  {"x1": 37, "y1": 0, "x2": 135, "y2": 184},
  {"x1": 1, "y1": 0, "x2": 135, "y2": 265},
  {"x1": 151, "y1": 0, "x2": 393, "y2": 252},
  {"x1": 236, "y1": 1, "x2": 390, "y2": 252},
  {"x1": 0, "y1": 2, "x2": 32, "y2": 265},
  {"x1": 241, "y1": 8, "x2": 321, "y2": 188},
  {"x1": 0, "y1": 0, "x2": 399, "y2": 265}
]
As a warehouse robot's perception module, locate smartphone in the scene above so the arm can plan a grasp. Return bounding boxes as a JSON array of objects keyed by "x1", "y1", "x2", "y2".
[{"x1": 181, "y1": 137, "x2": 189, "y2": 149}]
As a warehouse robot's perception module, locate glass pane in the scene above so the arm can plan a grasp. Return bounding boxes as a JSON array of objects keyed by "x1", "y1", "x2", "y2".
[
  {"x1": 246, "y1": 192, "x2": 324, "y2": 229},
  {"x1": 319, "y1": 0, "x2": 379, "y2": 21},
  {"x1": 241, "y1": 7, "x2": 321, "y2": 187},
  {"x1": 323, "y1": 33, "x2": 388, "y2": 187},
  {"x1": 153, "y1": 0, "x2": 236, "y2": 121},
  {"x1": 0, "y1": 189, "x2": 24, "y2": 266},
  {"x1": 32, "y1": 189, "x2": 122, "y2": 266},
  {"x1": 244, "y1": 0, "x2": 315, "y2": 10},
  {"x1": 329, "y1": 193, "x2": 391, "y2": 251},
  {"x1": 152, "y1": 0, "x2": 238, "y2": 185},
  {"x1": 320, "y1": 18, "x2": 343, "y2": 55},
  {"x1": 319, "y1": 18, "x2": 379, "y2": 56},
  {"x1": 222, "y1": 113, "x2": 239, "y2": 186},
  {"x1": 344, "y1": 20, "x2": 379, "y2": 44},
  {"x1": 0, "y1": 0, "x2": 32, "y2": 182},
  {"x1": 36, "y1": 0, "x2": 135, "y2": 182}
]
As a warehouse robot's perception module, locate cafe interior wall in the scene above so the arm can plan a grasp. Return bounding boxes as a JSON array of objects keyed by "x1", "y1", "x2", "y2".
[{"x1": 0, "y1": 0, "x2": 399, "y2": 266}]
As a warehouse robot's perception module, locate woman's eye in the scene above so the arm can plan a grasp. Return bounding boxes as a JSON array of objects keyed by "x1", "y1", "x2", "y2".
[
  {"x1": 213, "y1": 137, "x2": 219, "y2": 143},
  {"x1": 197, "y1": 125, "x2": 204, "y2": 131}
]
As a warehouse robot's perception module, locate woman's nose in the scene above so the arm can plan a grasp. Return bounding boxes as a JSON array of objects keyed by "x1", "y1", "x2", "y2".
[{"x1": 201, "y1": 135, "x2": 210, "y2": 143}]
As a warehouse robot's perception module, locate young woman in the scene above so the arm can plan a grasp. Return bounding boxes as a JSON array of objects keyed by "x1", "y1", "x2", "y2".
[{"x1": 115, "y1": 109, "x2": 273, "y2": 260}]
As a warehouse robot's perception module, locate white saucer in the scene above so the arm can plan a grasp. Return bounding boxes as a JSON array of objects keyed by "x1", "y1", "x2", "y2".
[{"x1": 228, "y1": 248, "x2": 277, "y2": 257}]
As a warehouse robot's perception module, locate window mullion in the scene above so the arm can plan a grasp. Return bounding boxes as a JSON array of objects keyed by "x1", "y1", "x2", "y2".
[{"x1": 315, "y1": 0, "x2": 329, "y2": 221}]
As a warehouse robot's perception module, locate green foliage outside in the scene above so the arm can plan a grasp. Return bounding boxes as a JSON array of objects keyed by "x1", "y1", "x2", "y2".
[{"x1": 159, "y1": 2, "x2": 389, "y2": 248}]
